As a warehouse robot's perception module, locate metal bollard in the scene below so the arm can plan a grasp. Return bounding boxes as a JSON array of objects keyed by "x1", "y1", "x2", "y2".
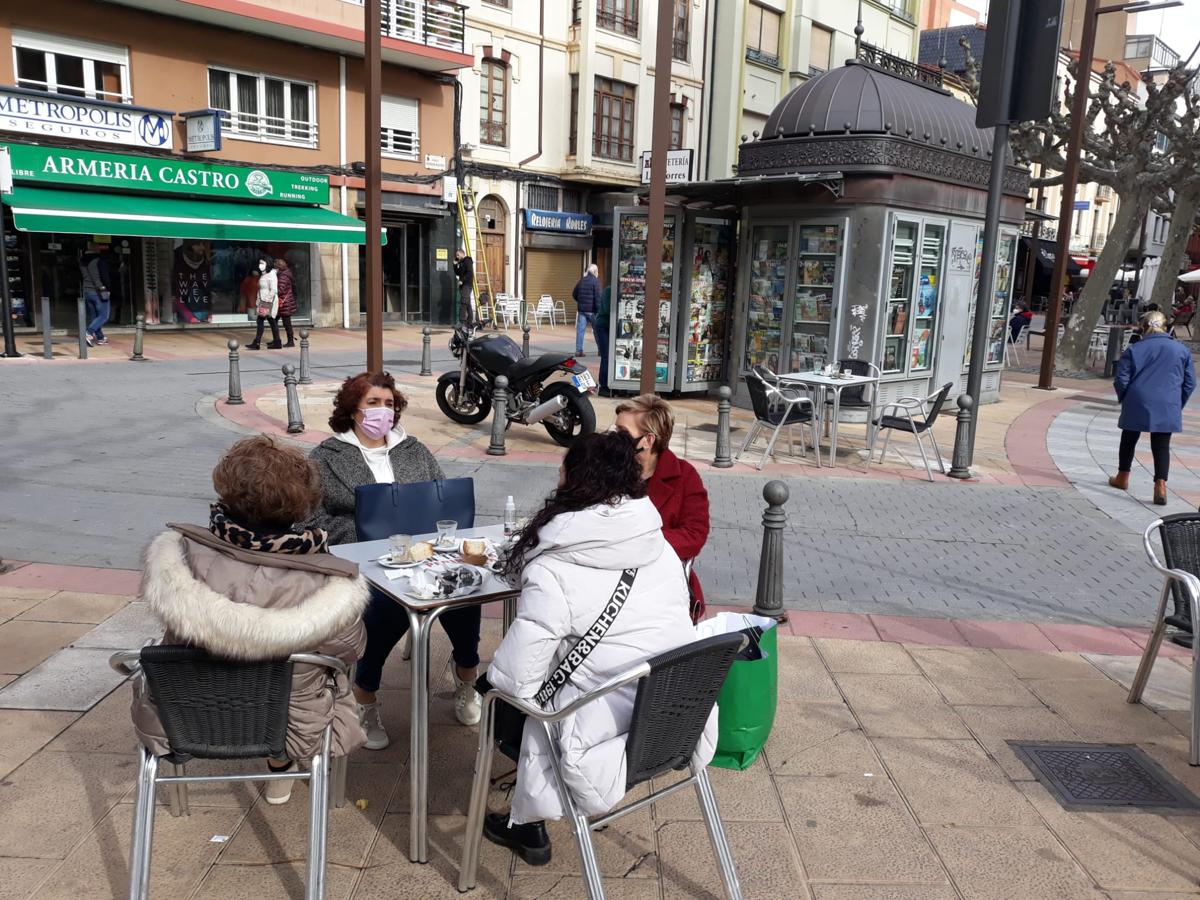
[
  {"x1": 226, "y1": 339, "x2": 245, "y2": 405},
  {"x1": 76, "y1": 297, "x2": 88, "y2": 359},
  {"x1": 420, "y1": 326, "x2": 432, "y2": 376},
  {"x1": 487, "y1": 375, "x2": 508, "y2": 456},
  {"x1": 712, "y1": 385, "x2": 734, "y2": 468},
  {"x1": 947, "y1": 394, "x2": 974, "y2": 480},
  {"x1": 522, "y1": 324, "x2": 531, "y2": 358},
  {"x1": 41, "y1": 297, "x2": 52, "y2": 359},
  {"x1": 752, "y1": 480, "x2": 790, "y2": 622},
  {"x1": 1103, "y1": 325, "x2": 1124, "y2": 378},
  {"x1": 298, "y1": 329, "x2": 313, "y2": 384},
  {"x1": 130, "y1": 314, "x2": 146, "y2": 362},
  {"x1": 283, "y1": 363, "x2": 305, "y2": 434}
]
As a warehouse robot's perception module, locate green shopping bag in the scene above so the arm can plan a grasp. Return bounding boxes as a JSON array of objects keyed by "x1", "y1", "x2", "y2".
[{"x1": 696, "y1": 612, "x2": 778, "y2": 771}]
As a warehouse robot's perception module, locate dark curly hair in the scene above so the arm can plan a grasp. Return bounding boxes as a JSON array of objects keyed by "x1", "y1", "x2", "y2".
[
  {"x1": 504, "y1": 431, "x2": 646, "y2": 578},
  {"x1": 328, "y1": 372, "x2": 408, "y2": 434},
  {"x1": 212, "y1": 435, "x2": 322, "y2": 528}
]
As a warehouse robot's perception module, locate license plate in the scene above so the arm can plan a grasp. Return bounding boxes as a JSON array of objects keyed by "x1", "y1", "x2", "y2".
[{"x1": 571, "y1": 371, "x2": 596, "y2": 392}]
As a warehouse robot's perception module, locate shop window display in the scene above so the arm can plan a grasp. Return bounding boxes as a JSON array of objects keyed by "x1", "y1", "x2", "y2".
[
  {"x1": 963, "y1": 231, "x2": 1016, "y2": 369},
  {"x1": 685, "y1": 220, "x2": 733, "y2": 385},
  {"x1": 744, "y1": 224, "x2": 789, "y2": 372},
  {"x1": 613, "y1": 213, "x2": 674, "y2": 385},
  {"x1": 165, "y1": 239, "x2": 311, "y2": 324},
  {"x1": 882, "y1": 218, "x2": 946, "y2": 377}
]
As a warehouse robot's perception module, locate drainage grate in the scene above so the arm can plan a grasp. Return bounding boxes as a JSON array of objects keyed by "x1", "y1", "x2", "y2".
[{"x1": 1009, "y1": 741, "x2": 1200, "y2": 813}]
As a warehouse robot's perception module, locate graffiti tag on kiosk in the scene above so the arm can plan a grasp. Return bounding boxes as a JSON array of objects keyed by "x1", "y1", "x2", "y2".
[{"x1": 949, "y1": 245, "x2": 974, "y2": 273}]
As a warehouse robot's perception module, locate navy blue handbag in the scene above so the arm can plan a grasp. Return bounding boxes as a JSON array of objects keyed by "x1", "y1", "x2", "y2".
[{"x1": 353, "y1": 477, "x2": 476, "y2": 541}]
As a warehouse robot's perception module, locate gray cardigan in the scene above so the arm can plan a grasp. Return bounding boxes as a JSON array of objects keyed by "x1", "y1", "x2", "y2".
[{"x1": 308, "y1": 435, "x2": 445, "y2": 545}]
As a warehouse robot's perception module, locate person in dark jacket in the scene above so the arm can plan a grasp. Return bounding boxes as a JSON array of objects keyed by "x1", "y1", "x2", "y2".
[
  {"x1": 454, "y1": 249, "x2": 475, "y2": 326},
  {"x1": 307, "y1": 371, "x2": 483, "y2": 749},
  {"x1": 595, "y1": 282, "x2": 612, "y2": 395},
  {"x1": 572, "y1": 264, "x2": 601, "y2": 356},
  {"x1": 80, "y1": 242, "x2": 113, "y2": 346},
  {"x1": 274, "y1": 257, "x2": 298, "y2": 347},
  {"x1": 1109, "y1": 311, "x2": 1197, "y2": 506},
  {"x1": 614, "y1": 394, "x2": 710, "y2": 622}
]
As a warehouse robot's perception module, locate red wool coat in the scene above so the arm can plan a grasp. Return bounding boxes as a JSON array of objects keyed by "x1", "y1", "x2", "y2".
[{"x1": 645, "y1": 448, "x2": 710, "y2": 622}]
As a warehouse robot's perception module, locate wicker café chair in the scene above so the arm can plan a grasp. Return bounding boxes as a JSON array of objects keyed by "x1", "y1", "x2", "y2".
[
  {"x1": 1127, "y1": 514, "x2": 1200, "y2": 765},
  {"x1": 110, "y1": 646, "x2": 349, "y2": 900},
  {"x1": 458, "y1": 633, "x2": 746, "y2": 900}
]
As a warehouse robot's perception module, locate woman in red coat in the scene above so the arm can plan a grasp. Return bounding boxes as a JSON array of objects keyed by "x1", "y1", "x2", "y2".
[{"x1": 614, "y1": 395, "x2": 710, "y2": 622}]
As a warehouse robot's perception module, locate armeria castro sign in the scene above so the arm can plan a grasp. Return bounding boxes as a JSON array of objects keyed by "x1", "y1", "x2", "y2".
[
  {"x1": 524, "y1": 208, "x2": 593, "y2": 235},
  {"x1": 2, "y1": 143, "x2": 330, "y2": 205},
  {"x1": 0, "y1": 85, "x2": 174, "y2": 149}
]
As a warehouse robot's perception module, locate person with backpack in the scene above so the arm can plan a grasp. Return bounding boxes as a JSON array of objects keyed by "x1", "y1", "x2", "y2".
[{"x1": 478, "y1": 431, "x2": 713, "y2": 865}]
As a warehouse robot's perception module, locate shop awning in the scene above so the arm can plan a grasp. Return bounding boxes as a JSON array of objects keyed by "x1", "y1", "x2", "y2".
[
  {"x1": 1021, "y1": 235, "x2": 1082, "y2": 276},
  {"x1": 3, "y1": 186, "x2": 382, "y2": 244}
]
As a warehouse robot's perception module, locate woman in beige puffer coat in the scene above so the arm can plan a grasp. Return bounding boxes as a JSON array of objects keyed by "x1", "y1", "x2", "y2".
[{"x1": 131, "y1": 435, "x2": 368, "y2": 804}]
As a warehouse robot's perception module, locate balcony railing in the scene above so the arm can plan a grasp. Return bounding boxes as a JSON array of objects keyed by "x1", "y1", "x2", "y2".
[
  {"x1": 379, "y1": 0, "x2": 465, "y2": 53},
  {"x1": 857, "y1": 41, "x2": 942, "y2": 88},
  {"x1": 597, "y1": 9, "x2": 639, "y2": 37}
]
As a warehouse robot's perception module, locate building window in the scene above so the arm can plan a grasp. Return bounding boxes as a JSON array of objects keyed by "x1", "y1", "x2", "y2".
[
  {"x1": 669, "y1": 103, "x2": 686, "y2": 150},
  {"x1": 569, "y1": 74, "x2": 579, "y2": 155},
  {"x1": 563, "y1": 189, "x2": 583, "y2": 212},
  {"x1": 746, "y1": 3, "x2": 781, "y2": 68},
  {"x1": 12, "y1": 30, "x2": 130, "y2": 103},
  {"x1": 527, "y1": 184, "x2": 560, "y2": 210},
  {"x1": 809, "y1": 24, "x2": 833, "y2": 75},
  {"x1": 479, "y1": 58, "x2": 507, "y2": 146},
  {"x1": 598, "y1": 0, "x2": 639, "y2": 38},
  {"x1": 208, "y1": 67, "x2": 316, "y2": 146},
  {"x1": 673, "y1": 0, "x2": 690, "y2": 61},
  {"x1": 593, "y1": 77, "x2": 635, "y2": 162},
  {"x1": 380, "y1": 95, "x2": 420, "y2": 160}
]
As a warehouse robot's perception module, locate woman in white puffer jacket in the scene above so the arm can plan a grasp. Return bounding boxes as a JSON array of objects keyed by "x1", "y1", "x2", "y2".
[{"x1": 482, "y1": 430, "x2": 716, "y2": 866}]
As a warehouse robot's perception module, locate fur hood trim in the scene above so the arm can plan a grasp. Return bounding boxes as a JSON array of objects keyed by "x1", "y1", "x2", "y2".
[{"x1": 141, "y1": 530, "x2": 368, "y2": 660}]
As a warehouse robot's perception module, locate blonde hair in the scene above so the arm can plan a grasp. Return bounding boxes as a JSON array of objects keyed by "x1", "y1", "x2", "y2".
[
  {"x1": 1143, "y1": 311, "x2": 1167, "y2": 333},
  {"x1": 614, "y1": 394, "x2": 675, "y2": 453}
]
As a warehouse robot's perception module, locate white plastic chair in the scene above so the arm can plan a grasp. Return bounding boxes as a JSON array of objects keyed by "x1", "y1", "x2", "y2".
[
  {"x1": 497, "y1": 297, "x2": 521, "y2": 330},
  {"x1": 532, "y1": 296, "x2": 559, "y2": 328}
]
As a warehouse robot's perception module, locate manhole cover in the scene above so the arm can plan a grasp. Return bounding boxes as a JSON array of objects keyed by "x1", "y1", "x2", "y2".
[
  {"x1": 1009, "y1": 741, "x2": 1200, "y2": 813},
  {"x1": 691, "y1": 423, "x2": 742, "y2": 434}
]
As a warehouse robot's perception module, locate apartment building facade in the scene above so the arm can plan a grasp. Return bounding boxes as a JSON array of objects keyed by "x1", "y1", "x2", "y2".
[
  {"x1": 456, "y1": 0, "x2": 709, "y2": 318},
  {"x1": 1, "y1": 0, "x2": 470, "y2": 333},
  {"x1": 704, "y1": 0, "x2": 921, "y2": 181}
]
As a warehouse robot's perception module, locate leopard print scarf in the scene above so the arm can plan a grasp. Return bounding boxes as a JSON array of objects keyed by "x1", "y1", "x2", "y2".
[{"x1": 209, "y1": 503, "x2": 329, "y2": 555}]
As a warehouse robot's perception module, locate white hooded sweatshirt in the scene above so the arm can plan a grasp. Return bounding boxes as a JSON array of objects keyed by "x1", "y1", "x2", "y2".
[{"x1": 487, "y1": 496, "x2": 716, "y2": 824}]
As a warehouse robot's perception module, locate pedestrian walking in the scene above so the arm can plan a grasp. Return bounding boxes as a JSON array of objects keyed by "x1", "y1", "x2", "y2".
[
  {"x1": 307, "y1": 372, "x2": 483, "y2": 748},
  {"x1": 454, "y1": 248, "x2": 475, "y2": 326},
  {"x1": 614, "y1": 394, "x2": 711, "y2": 622},
  {"x1": 572, "y1": 263, "x2": 600, "y2": 357},
  {"x1": 274, "y1": 257, "x2": 298, "y2": 347},
  {"x1": 1109, "y1": 311, "x2": 1196, "y2": 506},
  {"x1": 133, "y1": 435, "x2": 368, "y2": 806},
  {"x1": 478, "y1": 431, "x2": 710, "y2": 865},
  {"x1": 595, "y1": 280, "x2": 612, "y2": 396},
  {"x1": 79, "y1": 241, "x2": 112, "y2": 346},
  {"x1": 246, "y1": 256, "x2": 280, "y2": 350}
]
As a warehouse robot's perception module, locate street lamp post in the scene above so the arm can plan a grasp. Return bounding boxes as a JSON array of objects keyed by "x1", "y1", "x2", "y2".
[
  {"x1": 364, "y1": 0, "x2": 384, "y2": 374},
  {"x1": 1038, "y1": 0, "x2": 1182, "y2": 389}
]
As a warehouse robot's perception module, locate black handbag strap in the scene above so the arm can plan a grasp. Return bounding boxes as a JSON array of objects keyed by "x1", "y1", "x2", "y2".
[{"x1": 532, "y1": 567, "x2": 638, "y2": 708}]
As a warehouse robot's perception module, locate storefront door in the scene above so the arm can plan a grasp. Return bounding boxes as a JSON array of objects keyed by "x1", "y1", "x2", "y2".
[{"x1": 374, "y1": 221, "x2": 425, "y2": 323}]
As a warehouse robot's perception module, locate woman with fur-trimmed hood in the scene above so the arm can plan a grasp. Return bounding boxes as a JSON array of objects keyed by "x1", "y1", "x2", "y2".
[{"x1": 133, "y1": 435, "x2": 369, "y2": 805}]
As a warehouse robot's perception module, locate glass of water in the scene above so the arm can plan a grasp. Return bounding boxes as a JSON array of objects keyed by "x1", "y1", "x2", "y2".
[
  {"x1": 436, "y1": 519, "x2": 458, "y2": 547},
  {"x1": 389, "y1": 534, "x2": 412, "y2": 561}
]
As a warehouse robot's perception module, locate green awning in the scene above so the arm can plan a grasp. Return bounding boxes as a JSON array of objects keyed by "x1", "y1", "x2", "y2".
[{"x1": 3, "y1": 186, "x2": 382, "y2": 245}]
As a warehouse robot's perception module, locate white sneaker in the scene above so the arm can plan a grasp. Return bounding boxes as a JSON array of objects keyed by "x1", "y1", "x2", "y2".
[
  {"x1": 453, "y1": 671, "x2": 482, "y2": 726},
  {"x1": 358, "y1": 701, "x2": 390, "y2": 750},
  {"x1": 264, "y1": 763, "x2": 295, "y2": 805}
]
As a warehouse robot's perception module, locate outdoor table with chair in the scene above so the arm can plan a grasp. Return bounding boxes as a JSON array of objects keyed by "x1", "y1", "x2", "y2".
[{"x1": 779, "y1": 365, "x2": 880, "y2": 468}]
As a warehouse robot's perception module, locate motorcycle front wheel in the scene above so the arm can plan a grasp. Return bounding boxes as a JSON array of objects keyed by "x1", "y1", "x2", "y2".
[
  {"x1": 539, "y1": 381, "x2": 597, "y2": 447},
  {"x1": 436, "y1": 378, "x2": 491, "y2": 424}
]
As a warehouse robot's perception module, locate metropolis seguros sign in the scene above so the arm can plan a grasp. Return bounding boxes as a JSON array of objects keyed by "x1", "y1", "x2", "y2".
[
  {"x1": 3, "y1": 143, "x2": 330, "y2": 205},
  {"x1": 0, "y1": 85, "x2": 174, "y2": 149}
]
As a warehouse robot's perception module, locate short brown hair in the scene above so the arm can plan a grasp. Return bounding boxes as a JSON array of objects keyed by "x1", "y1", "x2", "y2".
[
  {"x1": 328, "y1": 372, "x2": 408, "y2": 434},
  {"x1": 614, "y1": 394, "x2": 675, "y2": 454},
  {"x1": 212, "y1": 435, "x2": 322, "y2": 528}
]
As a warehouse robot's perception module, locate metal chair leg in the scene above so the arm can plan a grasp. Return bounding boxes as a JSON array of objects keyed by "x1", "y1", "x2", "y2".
[
  {"x1": 331, "y1": 755, "x2": 348, "y2": 809},
  {"x1": 128, "y1": 747, "x2": 159, "y2": 900},
  {"x1": 1128, "y1": 580, "x2": 1171, "y2": 704},
  {"x1": 693, "y1": 767, "x2": 743, "y2": 900},
  {"x1": 166, "y1": 762, "x2": 189, "y2": 817},
  {"x1": 543, "y1": 723, "x2": 605, "y2": 898},
  {"x1": 734, "y1": 421, "x2": 760, "y2": 464},
  {"x1": 928, "y1": 429, "x2": 947, "y2": 475},
  {"x1": 1190, "y1": 588, "x2": 1200, "y2": 766},
  {"x1": 458, "y1": 696, "x2": 498, "y2": 892},
  {"x1": 879, "y1": 427, "x2": 894, "y2": 464},
  {"x1": 913, "y1": 431, "x2": 934, "y2": 482},
  {"x1": 759, "y1": 419, "x2": 789, "y2": 470},
  {"x1": 305, "y1": 727, "x2": 332, "y2": 900}
]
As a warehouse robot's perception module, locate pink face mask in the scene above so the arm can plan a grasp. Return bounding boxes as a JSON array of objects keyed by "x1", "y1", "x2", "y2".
[{"x1": 357, "y1": 406, "x2": 394, "y2": 439}]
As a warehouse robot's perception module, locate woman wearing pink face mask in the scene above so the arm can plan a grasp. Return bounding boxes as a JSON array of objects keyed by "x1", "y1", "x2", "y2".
[{"x1": 309, "y1": 372, "x2": 483, "y2": 745}]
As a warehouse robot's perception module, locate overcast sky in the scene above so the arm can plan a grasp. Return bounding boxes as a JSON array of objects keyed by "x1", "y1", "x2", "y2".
[{"x1": 1132, "y1": 1, "x2": 1200, "y2": 65}]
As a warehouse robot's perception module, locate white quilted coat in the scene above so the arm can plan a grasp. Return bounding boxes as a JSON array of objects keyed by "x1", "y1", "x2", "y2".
[{"x1": 488, "y1": 496, "x2": 717, "y2": 824}]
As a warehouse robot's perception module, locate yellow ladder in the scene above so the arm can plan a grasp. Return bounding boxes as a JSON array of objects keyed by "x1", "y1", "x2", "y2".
[{"x1": 456, "y1": 185, "x2": 497, "y2": 326}]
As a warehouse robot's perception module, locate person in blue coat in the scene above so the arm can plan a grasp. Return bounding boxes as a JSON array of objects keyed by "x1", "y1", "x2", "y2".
[{"x1": 1109, "y1": 311, "x2": 1196, "y2": 505}]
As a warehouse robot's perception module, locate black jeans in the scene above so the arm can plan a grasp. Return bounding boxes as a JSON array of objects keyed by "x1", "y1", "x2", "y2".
[
  {"x1": 353, "y1": 586, "x2": 481, "y2": 693},
  {"x1": 1119, "y1": 430, "x2": 1172, "y2": 481},
  {"x1": 280, "y1": 315, "x2": 294, "y2": 344},
  {"x1": 253, "y1": 314, "x2": 280, "y2": 345}
]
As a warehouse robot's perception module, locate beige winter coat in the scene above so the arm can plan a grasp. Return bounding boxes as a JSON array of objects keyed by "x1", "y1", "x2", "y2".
[{"x1": 131, "y1": 524, "x2": 369, "y2": 760}]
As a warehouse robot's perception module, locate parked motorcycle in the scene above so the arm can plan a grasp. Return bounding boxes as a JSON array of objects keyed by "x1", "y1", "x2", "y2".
[{"x1": 435, "y1": 326, "x2": 597, "y2": 446}]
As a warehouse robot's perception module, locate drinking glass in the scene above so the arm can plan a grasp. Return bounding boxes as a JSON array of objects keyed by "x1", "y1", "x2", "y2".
[
  {"x1": 389, "y1": 534, "x2": 412, "y2": 561},
  {"x1": 436, "y1": 519, "x2": 458, "y2": 547}
]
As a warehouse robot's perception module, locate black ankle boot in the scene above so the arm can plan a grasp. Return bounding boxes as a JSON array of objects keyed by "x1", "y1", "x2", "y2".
[
  {"x1": 246, "y1": 341, "x2": 261, "y2": 350},
  {"x1": 483, "y1": 812, "x2": 551, "y2": 866},
  {"x1": 266, "y1": 340, "x2": 283, "y2": 349}
]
